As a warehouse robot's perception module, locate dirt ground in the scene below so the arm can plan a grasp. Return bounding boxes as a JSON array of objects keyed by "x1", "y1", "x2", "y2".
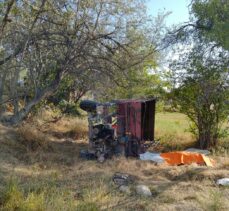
[{"x1": 0, "y1": 115, "x2": 229, "y2": 211}]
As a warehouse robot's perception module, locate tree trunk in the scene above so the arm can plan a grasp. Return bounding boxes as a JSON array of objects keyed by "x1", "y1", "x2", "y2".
[
  {"x1": 9, "y1": 69, "x2": 64, "y2": 125},
  {"x1": 0, "y1": 72, "x2": 7, "y2": 114},
  {"x1": 198, "y1": 127, "x2": 218, "y2": 149}
]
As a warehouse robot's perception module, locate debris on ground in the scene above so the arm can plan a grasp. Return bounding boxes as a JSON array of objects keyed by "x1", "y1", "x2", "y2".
[
  {"x1": 185, "y1": 148, "x2": 210, "y2": 155},
  {"x1": 80, "y1": 99, "x2": 156, "y2": 162},
  {"x1": 80, "y1": 149, "x2": 97, "y2": 160},
  {"x1": 140, "y1": 151, "x2": 215, "y2": 167},
  {"x1": 216, "y1": 178, "x2": 229, "y2": 186},
  {"x1": 112, "y1": 172, "x2": 134, "y2": 186},
  {"x1": 139, "y1": 152, "x2": 164, "y2": 164},
  {"x1": 136, "y1": 185, "x2": 152, "y2": 197}
]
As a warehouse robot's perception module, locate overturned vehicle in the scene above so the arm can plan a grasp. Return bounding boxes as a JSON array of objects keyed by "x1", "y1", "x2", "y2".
[{"x1": 79, "y1": 99, "x2": 156, "y2": 162}]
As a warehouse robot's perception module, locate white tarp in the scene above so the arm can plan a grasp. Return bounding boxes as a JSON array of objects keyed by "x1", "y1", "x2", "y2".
[
  {"x1": 216, "y1": 178, "x2": 229, "y2": 186},
  {"x1": 139, "y1": 152, "x2": 164, "y2": 164},
  {"x1": 185, "y1": 148, "x2": 210, "y2": 155}
]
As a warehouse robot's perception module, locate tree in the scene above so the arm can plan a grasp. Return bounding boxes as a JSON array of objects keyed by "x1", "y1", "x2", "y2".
[
  {"x1": 191, "y1": 0, "x2": 229, "y2": 50},
  {"x1": 165, "y1": 0, "x2": 229, "y2": 149},
  {"x1": 170, "y1": 43, "x2": 229, "y2": 149},
  {"x1": 0, "y1": 0, "x2": 164, "y2": 124},
  {"x1": 166, "y1": 0, "x2": 229, "y2": 51},
  {"x1": 94, "y1": 62, "x2": 169, "y2": 101}
]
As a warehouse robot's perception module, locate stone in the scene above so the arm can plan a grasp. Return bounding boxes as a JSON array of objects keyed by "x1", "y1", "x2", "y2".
[
  {"x1": 119, "y1": 185, "x2": 131, "y2": 194},
  {"x1": 136, "y1": 185, "x2": 152, "y2": 197}
]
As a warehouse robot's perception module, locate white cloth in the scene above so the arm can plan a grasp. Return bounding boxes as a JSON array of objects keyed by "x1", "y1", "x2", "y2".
[
  {"x1": 139, "y1": 152, "x2": 164, "y2": 164},
  {"x1": 185, "y1": 148, "x2": 210, "y2": 155},
  {"x1": 216, "y1": 178, "x2": 229, "y2": 186}
]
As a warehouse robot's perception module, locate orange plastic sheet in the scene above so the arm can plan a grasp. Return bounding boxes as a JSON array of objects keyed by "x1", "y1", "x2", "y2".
[{"x1": 160, "y1": 151, "x2": 215, "y2": 167}]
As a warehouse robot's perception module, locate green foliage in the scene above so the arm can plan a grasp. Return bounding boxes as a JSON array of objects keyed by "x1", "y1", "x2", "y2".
[
  {"x1": 170, "y1": 44, "x2": 229, "y2": 149},
  {"x1": 0, "y1": 0, "x2": 167, "y2": 124},
  {"x1": 96, "y1": 62, "x2": 170, "y2": 102},
  {"x1": 58, "y1": 100, "x2": 81, "y2": 116},
  {"x1": 191, "y1": 0, "x2": 229, "y2": 50},
  {"x1": 112, "y1": 69, "x2": 161, "y2": 99},
  {"x1": 168, "y1": 0, "x2": 229, "y2": 149},
  {"x1": 46, "y1": 75, "x2": 86, "y2": 116}
]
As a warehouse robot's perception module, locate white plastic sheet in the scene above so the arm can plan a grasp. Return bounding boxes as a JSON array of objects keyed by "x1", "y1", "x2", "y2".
[
  {"x1": 216, "y1": 178, "x2": 229, "y2": 186},
  {"x1": 185, "y1": 148, "x2": 210, "y2": 155},
  {"x1": 139, "y1": 152, "x2": 164, "y2": 164}
]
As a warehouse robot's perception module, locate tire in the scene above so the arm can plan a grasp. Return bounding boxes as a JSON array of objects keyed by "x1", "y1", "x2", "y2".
[{"x1": 79, "y1": 100, "x2": 98, "y2": 113}]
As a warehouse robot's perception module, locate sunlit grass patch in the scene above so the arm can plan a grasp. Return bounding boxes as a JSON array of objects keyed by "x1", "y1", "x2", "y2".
[
  {"x1": 0, "y1": 178, "x2": 77, "y2": 211},
  {"x1": 155, "y1": 112, "x2": 195, "y2": 151}
]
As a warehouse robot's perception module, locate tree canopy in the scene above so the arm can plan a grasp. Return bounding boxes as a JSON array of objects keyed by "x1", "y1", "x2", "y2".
[
  {"x1": 168, "y1": 0, "x2": 229, "y2": 149},
  {"x1": 0, "y1": 0, "x2": 165, "y2": 124},
  {"x1": 170, "y1": 42, "x2": 229, "y2": 148},
  {"x1": 167, "y1": 0, "x2": 229, "y2": 51},
  {"x1": 191, "y1": 0, "x2": 229, "y2": 50}
]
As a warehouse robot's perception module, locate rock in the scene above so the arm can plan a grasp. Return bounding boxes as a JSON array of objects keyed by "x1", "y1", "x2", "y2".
[
  {"x1": 136, "y1": 185, "x2": 152, "y2": 197},
  {"x1": 119, "y1": 185, "x2": 131, "y2": 194}
]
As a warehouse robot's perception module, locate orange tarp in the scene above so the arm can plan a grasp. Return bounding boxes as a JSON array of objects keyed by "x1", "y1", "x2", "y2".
[{"x1": 160, "y1": 151, "x2": 215, "y2": 167}]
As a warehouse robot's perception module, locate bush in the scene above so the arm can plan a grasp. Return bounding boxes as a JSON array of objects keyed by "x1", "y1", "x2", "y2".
[{"x1": 57, "y1": 100, "x2": 81, "y2": 116}]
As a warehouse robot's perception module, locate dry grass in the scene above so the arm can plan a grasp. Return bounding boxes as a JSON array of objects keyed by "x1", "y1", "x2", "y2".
[
  {"x1": 17, "y1": 124, "x2": 51, "y2": 151},
  {"x1": 49, "y1": 116, "x2": 88, "y2": 140},
  {"x1": 0, "y1": 111, "x2": 229, "y2": 210}
]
